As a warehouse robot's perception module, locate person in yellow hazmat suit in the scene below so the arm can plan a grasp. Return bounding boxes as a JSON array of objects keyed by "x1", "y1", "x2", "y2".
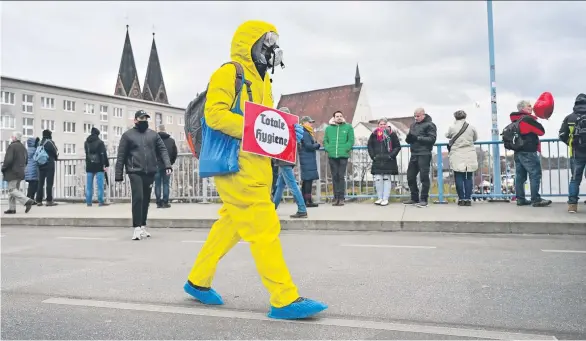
[{"x1": 183, "y1": 20, "x2": 328, "y2": 320}]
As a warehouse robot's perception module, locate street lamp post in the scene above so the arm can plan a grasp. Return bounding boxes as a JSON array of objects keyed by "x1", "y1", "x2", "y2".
[{"x1": 487, "y1": 0, "x2": 503, "y2": 197}]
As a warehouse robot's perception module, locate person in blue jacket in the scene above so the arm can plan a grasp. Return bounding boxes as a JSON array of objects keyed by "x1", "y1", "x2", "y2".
[
  {"x1": 24, "y1": 137, "x2": 39, "y2": 201},
  {"x1": 298, "y1": 116, "x2": 321, "y2": 207}
]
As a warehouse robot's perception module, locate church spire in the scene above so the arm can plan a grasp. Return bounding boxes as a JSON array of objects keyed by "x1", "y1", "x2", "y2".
[
  {"x1": 142, "y1": 32, "x2": 169, "y2": 104},
  {"x1": 355, "y1": 63, "x2": 361, "y2": 88},
  {"x1": 114, "y1": 25, "x2": 142, "y2": 99}
]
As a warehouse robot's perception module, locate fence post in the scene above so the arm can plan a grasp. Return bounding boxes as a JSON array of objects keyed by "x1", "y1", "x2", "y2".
[
  {"x1": 316, "y1": 151, "x2": 322, "y2": 204},
  {"x1": 434, "y1": 144, "x2": 448, "y2": 204},
  {"x1": 201, "y1": 177, "x2": 209, "y2": 204}
]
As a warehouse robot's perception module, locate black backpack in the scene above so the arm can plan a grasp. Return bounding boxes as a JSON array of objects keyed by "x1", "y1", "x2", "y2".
[
  {"x1": 573, "y1": 115, "x2": 586, "y2": 151},
  {"x1": 85, "y1": 143, "x2": 102, "y2": 165},
  {"x1": 501, "y1": 119, "x2": 524, "y2": 151},
  {"x1": 184, "y1": 61, "x2": 252, "y2": 159}
]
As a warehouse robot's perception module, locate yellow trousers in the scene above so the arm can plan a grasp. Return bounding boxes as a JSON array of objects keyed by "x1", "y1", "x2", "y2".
[{"x1": 187, "y1": 170, "x2": 300, "y2": 308}]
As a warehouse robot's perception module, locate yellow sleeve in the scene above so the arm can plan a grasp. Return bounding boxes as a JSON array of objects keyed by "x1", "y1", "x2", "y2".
[{"x1": 204, "y1": 64, "x2": 243, "y2": 139}]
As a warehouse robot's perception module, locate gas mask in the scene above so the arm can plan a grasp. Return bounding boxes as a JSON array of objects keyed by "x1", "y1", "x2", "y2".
[{"x1": 251, "y1": 31, "x2": 285, "y2": 77}]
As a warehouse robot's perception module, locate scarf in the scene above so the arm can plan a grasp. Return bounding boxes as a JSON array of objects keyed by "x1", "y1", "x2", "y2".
[
  {"x1": 374, "y1": 127, "x2": 393, "y2": 152},
  {"x1": 302, "y1": 122, "x2": 315, "y2": 137}
]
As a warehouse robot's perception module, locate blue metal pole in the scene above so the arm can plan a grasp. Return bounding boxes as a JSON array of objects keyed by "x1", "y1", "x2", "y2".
[{"x1": 487, "y1": 0, "x2": 502, "y2": 196}]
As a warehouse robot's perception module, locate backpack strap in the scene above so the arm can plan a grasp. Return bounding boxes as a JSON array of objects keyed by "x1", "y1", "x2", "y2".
[{"x1": 222, "y1": 62, "x2": 253, "y2": 108}]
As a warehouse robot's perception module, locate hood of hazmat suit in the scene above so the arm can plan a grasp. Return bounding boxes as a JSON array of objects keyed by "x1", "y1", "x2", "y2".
[{"x1": 187, "y1": 21, "x2": 303, "y2": 310}]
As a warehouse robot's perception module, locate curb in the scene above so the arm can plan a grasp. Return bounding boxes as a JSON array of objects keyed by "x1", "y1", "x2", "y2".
[{"x1": 2, "y1": 217, "x2": 585, "y2": 235}]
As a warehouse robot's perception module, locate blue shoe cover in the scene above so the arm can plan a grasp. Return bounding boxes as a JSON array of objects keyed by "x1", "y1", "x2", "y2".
[
  {"x1": 267, "y1": 298, "x2": 328, "y2": 320},
  {"x1": 183, "y1": 281, "x2": 224, "y2": 305}
]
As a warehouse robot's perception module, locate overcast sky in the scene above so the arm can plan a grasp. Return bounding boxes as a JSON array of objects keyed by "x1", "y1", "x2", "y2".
[{"x1": 2, "y1": 1, "x2": 585, "y2": 141}]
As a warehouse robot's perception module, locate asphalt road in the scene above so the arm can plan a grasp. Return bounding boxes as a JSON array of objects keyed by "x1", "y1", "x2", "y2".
[{"x1": 2, "y1": 226, "x2": 586, "y2": 340}]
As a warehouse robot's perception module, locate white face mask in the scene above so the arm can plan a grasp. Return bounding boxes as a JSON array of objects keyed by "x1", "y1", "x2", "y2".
[{"x1": 254, "y1": 32, "x2": 284, "y2": 69}]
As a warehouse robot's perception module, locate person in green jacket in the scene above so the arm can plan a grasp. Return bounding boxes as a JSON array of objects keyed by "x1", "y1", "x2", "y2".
[{"x1": 323, "y1": 111, "x2": 355, "y2": 206}]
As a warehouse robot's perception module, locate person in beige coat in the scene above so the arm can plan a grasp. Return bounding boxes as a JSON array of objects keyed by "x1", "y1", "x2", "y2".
[{"x1": 446, "y1": 110, "x2": 478, "y2": 206}]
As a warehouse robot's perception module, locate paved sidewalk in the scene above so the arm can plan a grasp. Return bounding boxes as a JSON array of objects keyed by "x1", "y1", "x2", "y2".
[{"x1": 1, "y1": 200, "x2": 584, "y2": 234}]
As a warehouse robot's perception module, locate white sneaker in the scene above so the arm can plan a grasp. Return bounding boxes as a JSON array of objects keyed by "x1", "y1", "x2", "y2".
[
  {"x1": 132, "y1": 227, "x2": 142, "y2": 240},
  {"x1": 380, "y1": 199, "x2": 389, "y2": 206},
  {"x1": 140, "y1": 226, "x2": 151, "y2": 238},
  {"x1": 374, "y1": 199, "x2": 382, "y2": 205}
]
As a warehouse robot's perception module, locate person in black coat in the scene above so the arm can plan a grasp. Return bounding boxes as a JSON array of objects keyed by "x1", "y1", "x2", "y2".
[
  {"x1": 36, "y1": 129, "x2": 59, "y2": 206},
  {"x1": 367, "y1": 118, "x2": 401, "y2": 206},
  {"x1": 84, "y1": 127, "x2": 109, "y2": 206},
  {"x1": 298, "y1": 116, "x2": 321, "y2": 207},
  {"x1": 155, "y1": 124, "x2": 178, "y2": 208}
]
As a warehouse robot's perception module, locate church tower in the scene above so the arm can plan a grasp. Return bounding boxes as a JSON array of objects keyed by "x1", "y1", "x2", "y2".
[
  {"x1": 114, "y1": 25, "x2": 142, "y2": 99},
  {"x1": 142, "y1": 32, "x2": 169, "y2": 104}
]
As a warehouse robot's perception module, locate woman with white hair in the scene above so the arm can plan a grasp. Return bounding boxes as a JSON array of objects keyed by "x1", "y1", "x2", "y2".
[
  {"x1": 445, "y1": 110, "x2": 478, "y2": 206},
  {"x1": 1, "y1": 131, "x2": 35, "y2": 213}
]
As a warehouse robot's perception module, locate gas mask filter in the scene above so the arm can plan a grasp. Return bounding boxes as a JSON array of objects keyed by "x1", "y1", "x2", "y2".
[{"x1": 252, "y1": 32, "x2": 285, "y2": 74}]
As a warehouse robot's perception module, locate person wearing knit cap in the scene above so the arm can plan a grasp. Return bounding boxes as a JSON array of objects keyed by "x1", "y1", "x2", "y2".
[
  {"x1": 271, "y1": 107, "x2": 307, "y2": 218},
  {"x1": 84, "y1": 126, "x2": 109, "y2": 206},
  {"x1": 35, "y1": 129, "x2": 59, "y2": 206}
]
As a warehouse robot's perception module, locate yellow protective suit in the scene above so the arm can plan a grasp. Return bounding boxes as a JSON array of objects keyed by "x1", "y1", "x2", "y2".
[{"x1": 187, "y1": 20, "x2": 300, "y2": 308}]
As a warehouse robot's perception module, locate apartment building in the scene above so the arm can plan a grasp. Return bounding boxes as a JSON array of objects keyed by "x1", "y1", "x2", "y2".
[{"x1": 0, "y1": 76, "x2": 188, "y2": 158}]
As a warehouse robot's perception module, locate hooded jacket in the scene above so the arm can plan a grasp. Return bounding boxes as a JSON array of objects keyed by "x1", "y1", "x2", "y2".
[
  {"x1": 25, "y1": 138, "x2": 39, "y2": 181},
  {"x1": 323, "y1": 117, "x2": 355, "y2": 159},
  {"x1": 559, "y1": 93, "x2": 586, "y2": 159},
  {"x1": 84, "y1": 130, "x2": 109, "y2": 173},
  {"x1": 509, "y1": 111, "x2": 545, "y2": 153},
  {"x1": 38, "y1": 129, "x2": 59, "y2": 168},
  {"x1": 405, "y1": 115, "x2": 437, "y2": 156},
  {"x1": 157, "y1": 132, "x2": 178, "y2": 169},
  {"x1": 298, "y1": 127, "x2": 320, "y2": 181}
]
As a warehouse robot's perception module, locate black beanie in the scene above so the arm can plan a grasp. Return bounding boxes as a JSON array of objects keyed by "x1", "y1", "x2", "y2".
[
  {"x1": 91, "y1": 127, "x2": 100, "y2": 135},
  {"x1": 42, "y1": 129, "x2": 52, "y2": 138}
]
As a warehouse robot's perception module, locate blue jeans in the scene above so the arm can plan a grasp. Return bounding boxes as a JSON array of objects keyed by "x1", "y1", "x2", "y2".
[
  {"x1": 86, "y1": 172, "x2": 105, "y2": 205},
  {"x1": 514, "y1": 152, "x2": 542, "y2": 203},
  {"x1": 454, "y1": 171, "x2": 473, "y2": 200},
  {"x1": 154, "y1": 169, "x2": 170, "y2": 205},
  {"x1": 272, "y1": 166, "x2": 307, "y2": 213},
  {"x1": 568, "y1": 158, "x2": 586, "y2": 204}
]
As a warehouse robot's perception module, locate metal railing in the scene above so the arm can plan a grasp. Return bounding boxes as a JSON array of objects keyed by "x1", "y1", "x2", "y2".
[{"x1": 1, "y1": 138, "x2": 584, "y2": 203}]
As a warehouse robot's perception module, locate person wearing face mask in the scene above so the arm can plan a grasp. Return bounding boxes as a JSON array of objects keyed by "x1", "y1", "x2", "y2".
[
  {"x1": 367, "y1": 119, "x2": 401, "y2": 206},
  {"x1": 115, "y1": 110, "x2": 172, "y2": 240},
  {"x1": 183, "y1": 20, "x2": 327, "y2": 321}
]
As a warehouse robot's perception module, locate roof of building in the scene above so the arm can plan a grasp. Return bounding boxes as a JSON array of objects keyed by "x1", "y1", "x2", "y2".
[
  {"x1": 1, "y1": 75, "x2": 185, "y2": 111},
  {"x1": 114, "y1": 26, "x2": 143, "y2": 100},
  {"x1": 142, "y1": 33, "x2": 169, "y2": 105},
  {"x1": 276, "y1": 64, "x2": 363, "y2": 127}
]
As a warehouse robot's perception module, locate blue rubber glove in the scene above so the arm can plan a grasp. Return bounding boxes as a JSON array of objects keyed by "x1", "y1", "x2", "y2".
[{"x1": 294, "y1": 124, "x2": 304, "y2": 141}]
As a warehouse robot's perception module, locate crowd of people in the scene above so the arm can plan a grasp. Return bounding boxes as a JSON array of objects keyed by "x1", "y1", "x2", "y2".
[{"x1": 2, "y1": 19, "x2": 585, "y2": 321}]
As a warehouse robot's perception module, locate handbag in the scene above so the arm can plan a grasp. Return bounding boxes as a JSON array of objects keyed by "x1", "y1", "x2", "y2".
[
  {"x1": 447, "y1": 122, "x2": 469, "y2": 152},
  {"x1": 198, "y1": 71, "x2": 252, "y2": 178}
]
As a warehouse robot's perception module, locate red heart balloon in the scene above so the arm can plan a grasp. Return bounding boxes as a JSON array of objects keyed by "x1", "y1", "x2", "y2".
[{"x1": 533, "y1": 92, "x2": 554, "y2": 119}]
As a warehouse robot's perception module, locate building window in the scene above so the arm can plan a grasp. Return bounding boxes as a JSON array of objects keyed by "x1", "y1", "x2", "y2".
[
  {"x1": 100, "y1": 105, "x2": 108, "y2": 121},
  {"x1": 63, "y1": 143, "x2": 76, "y2": 155},
  {"x1": 64, "y1": 164, "x2": 77, "y2": 176},
  {"x1": 179, "y1": 132, "x2": 186, "y2": 141},
  {"x1": 114, "y1": 126, "x2": 123, "y2": 137},
  {"x1": 1, "y1": 91, "x2": 15, "y2": 105},
  {"x1": 155, "y1": 112, "x2": 162, "y2": 126},
  {"x1": 166, "y1": 115, "x2": 173, "y2": 124},
  {"x1": 83, "y1": 123, "x2": 94, "y2": 135},
  {"x1": 63, "y1": 121, "x2": 76, "y2": 133},
  {"x1": 41, "y1": 96, "x2": 55, "y2": 109},
  {"x1": 22, "y1": 118, "x2": 34, "y2": 137},
  {"x1": 0, "y1": 140, "x2": 10, "y2": 153},
  {"x1": 113, "y1": 107, "x2": 123, "y2": 118},
  {"x1": 41, "y1": 119, "x2": 55, "y2": 131},
  {"x1": 100, "y1": 125, "x2": 108, "y2": 140},
  {"x1": 22, "y1": 94, "x2": 34, "y2": 113},
  {"x1": 63, "y1": 100, "x2": 76, "y2": 112},
  {"x1": 84, "y1": 103, "x2": 95, "y2": 115},
  {"x1": 178, "y1": 117, "x2": 185, "y2": 126},
  {"x1": 1, "y1": 115, "x2": 15, "y2": 129}
]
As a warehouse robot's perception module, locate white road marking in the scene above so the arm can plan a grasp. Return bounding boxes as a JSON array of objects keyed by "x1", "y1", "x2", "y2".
[
  {"x1": 56, "y1": 237, "x2": 116, "y2": 241},
  {"x1": 541, "y1": 249, "x2": 586, "y2": 254},
  {"x1": 181, "y1": 240, "x2": 246, "y2": 244},
  {"x1": 340, "y1": 244, "x2": 436, "y2": 249},
  {"x1": 42, "y1": 297, "x2": 557, "y2": 340}
]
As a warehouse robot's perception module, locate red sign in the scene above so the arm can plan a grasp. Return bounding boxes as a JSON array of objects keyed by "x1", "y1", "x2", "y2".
[{"x1": 242, "y1": 102, "x2": 299, "y2": 163}]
